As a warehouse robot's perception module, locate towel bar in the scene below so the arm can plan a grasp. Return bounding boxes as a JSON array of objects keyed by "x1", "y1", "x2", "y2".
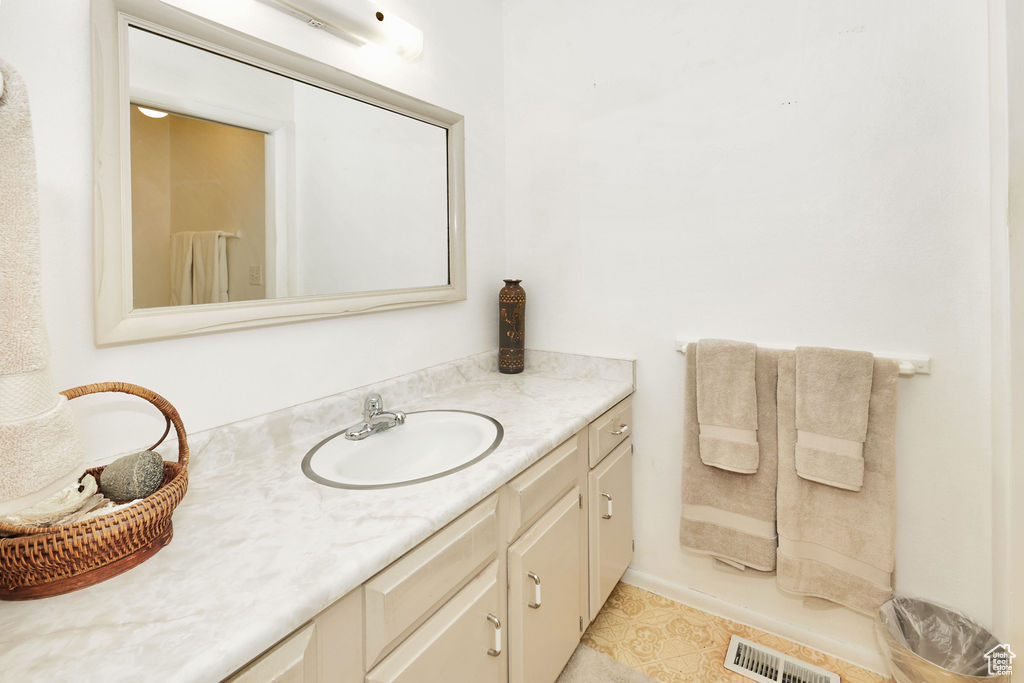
[{"x1": 674, "y1": 338, "x2": 931, "y2": 377}]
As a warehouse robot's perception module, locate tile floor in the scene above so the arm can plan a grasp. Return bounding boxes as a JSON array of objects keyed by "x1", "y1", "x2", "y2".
[{"x1": 581, "y1": 583, "x2": 890, "y2": 682}]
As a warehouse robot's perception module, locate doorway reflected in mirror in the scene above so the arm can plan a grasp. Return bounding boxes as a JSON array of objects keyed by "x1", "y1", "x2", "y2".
[{"x1": 130, "y1": 106, "x2": 267, "y2": 309}]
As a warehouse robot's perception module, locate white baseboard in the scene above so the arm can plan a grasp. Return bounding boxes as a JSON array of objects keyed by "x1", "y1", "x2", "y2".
[{"x1": 621, "y1": 568, "x2": 889, "y2": 675}]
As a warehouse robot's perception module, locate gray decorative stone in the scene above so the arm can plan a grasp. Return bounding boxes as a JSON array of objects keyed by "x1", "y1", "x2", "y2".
[{"x1": 99, "y1": 450, "x2": 165, "y2": 501}]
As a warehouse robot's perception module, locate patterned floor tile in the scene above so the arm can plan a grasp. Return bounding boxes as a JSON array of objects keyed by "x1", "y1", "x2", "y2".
[{"x1": 581, "y1": 583, "x2": 891, "y2": 683}]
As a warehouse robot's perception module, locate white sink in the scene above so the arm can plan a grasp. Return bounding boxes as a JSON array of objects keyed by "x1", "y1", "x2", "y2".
[{"x1": 301, "y1": 410, "x2": 503, "y2": 489}]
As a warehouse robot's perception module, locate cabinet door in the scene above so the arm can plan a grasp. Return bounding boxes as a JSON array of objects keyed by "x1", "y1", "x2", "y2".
[
  {"x1": 508, "y1": 488, "x2": 586, "y2": 683},
  {"x1": 365, "y1": 561, "x2": 504, "y2": 683},
  {"x1": 589, "y1": 439, "x2": 633, "y2": 620},
  {"x1": 227, "y1": 623, "x2": 317, "y2": 683}
]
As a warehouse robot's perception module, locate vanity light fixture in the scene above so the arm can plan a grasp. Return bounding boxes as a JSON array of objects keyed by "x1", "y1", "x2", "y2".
[
  {"x1": 258, "y1": 0, "x2": 423, "y2": 60},
  {"x1": 136, "y1": 106, "x2": 169, "y2": 119}
]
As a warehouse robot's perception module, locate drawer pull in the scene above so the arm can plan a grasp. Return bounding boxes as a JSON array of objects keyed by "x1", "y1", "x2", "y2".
[
  {"x1": 486, "y1": 613, "x2": 502, "y2": 656},
  {"x1": 527, "y1": 571, "x2": 542, "y2": 609},
  {"x1": 601, "y1": 492, "x2": 614, "y2": 519},
  {"x1": 610, "y1": 424, "x2": 630, "y2": 436}
]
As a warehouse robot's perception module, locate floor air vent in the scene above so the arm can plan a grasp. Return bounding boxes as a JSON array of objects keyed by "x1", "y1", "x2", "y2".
[{"x1": 724, "y1": 635, "x2": 840, "y2": 683}]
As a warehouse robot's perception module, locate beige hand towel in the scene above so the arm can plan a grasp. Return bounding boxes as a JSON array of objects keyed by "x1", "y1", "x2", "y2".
[
  {"x1": 777, "y1": 352, "x2": 898, "y2": 615},
  {"x1": 0, "y1": 61, "x2": 85, "y2": 516},
  {"x1": 695, "y1": 339, "x2": 760, "y2": 473},
  {"x1": 795, "y1": 346, "x2": 875, "y2": 491},
  {"x1": 681, "y1": 344, "x2": 779, "y2": 571}
]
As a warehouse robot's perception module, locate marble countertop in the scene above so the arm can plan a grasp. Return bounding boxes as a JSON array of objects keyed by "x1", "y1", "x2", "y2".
[{"x1": 0, "y1": 350, "x2": 634, "y2": 682}]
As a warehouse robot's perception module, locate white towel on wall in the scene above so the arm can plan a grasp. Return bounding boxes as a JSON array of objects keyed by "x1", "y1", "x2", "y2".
[
  {"x1": 169, "y1": 230, "x2": 230, "y2": 305},
  {"x1": 1, "y1": 62, "x2": 47, "y2": 377},
  {"x1": 0, "y1": 60, "x2": 85, "y2": 515},
  {"x1": 191, "y1": 231, "x2": 229, "y2": 304},
  {"x1": 169, "y1": 231, "x2": 195, "y2": 306}
]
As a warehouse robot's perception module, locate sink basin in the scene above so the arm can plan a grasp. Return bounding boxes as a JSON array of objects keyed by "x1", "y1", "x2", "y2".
[{"x1": 301, "y1": 410, "x2": 503, "y2": 489}]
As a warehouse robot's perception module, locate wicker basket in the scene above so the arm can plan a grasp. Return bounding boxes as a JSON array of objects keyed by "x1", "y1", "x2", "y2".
[{"x1": 0, "y1": 382, "x2": 189, "y2": 600}]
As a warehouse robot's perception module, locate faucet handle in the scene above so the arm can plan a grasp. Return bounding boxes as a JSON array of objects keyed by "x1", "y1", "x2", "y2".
[{"x1": 364, "y1": 392, "x2": 383, "y2": 419}]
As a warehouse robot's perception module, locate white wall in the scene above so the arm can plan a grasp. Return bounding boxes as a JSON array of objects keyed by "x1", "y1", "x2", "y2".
[
  {"x1": 1001, "y1": 0, "x2": 1024, "y2": 651},
  {"x1": 987, "y1": 0, "x2": 1013, "y2": 650},
  {"x1": 503, "y1": 0, "x2": 994, "y2": 669},
  {"x1": 0, "y1": 0, "x2": 506, "y2": 462}
]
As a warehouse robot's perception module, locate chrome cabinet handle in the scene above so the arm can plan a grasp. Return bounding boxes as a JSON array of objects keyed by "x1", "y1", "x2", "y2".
[
  {"x1": 527, "y1": 571, "x2": 542, "y2": 609},
  {"x1": 601, "y1": 492, "x2": 613, "y2": 519},
  {"x1": 610, "y1": 424, "x2": 630, "y2": 436},
  {"x1": 486, "y1": 613, "x2": 502, "y2": 656}
]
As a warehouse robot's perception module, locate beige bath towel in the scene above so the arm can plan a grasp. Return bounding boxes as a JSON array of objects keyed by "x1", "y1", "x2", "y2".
[
  {"x1": 695, "y1": 339, "x2": 760, "y2": 473},
  {"x1": 777, "y1": 352, "x2": 898, "y2": 615},
  {"x1": 681, "y1": 344, "x2": 779, "y2": 571},
  {"x1": 795, "y1": 347, "x2": 875, "y2": 491},
  {"x1": 0, "y1": 60, "x2": 85, "y2": 516}
]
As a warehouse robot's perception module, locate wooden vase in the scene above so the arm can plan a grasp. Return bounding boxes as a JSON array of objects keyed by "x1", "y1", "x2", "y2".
[{"x1": 498, "y1": 279, "x2": 525, "y2": 374}]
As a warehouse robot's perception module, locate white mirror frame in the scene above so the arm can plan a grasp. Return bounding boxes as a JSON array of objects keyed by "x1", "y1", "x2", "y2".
[{"x1": 91, "y1": 0, "x2": 466, "y2": 345}]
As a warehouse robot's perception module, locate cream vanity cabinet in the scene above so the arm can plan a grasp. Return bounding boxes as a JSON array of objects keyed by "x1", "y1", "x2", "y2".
[
  {"x1": 226, "y1": 394, "x2": 633, "y2": 683},
  {"x1": 587, "y1": 396, "x2": 634, "y2": 621}
]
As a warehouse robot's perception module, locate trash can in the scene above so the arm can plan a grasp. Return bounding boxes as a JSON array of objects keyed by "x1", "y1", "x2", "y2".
[{"x1": 876, "y1": 597, "x2": 1012, "y2": 682}]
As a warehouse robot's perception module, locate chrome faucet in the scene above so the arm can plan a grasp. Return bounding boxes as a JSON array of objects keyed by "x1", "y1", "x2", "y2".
[{"x1": 344, "y1": 392, "x2": 406, "y2": 441}]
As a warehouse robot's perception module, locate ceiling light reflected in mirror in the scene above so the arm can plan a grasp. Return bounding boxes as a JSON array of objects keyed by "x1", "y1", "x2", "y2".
[{"x1": 136, "y1": 105, "x2": 168, "y2": 118}]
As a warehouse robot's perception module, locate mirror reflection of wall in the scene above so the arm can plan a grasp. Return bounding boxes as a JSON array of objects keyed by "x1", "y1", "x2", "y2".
[
  {"x1": 126, "y1": 26, "x2": 450, "y2": 312},
  {"x1": 130, "y1": 106, "x2": 267, "y2": 309}
]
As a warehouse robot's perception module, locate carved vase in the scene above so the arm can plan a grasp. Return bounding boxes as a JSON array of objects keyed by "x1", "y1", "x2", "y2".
[{"x1": 498, "y1": 279, "x2": 525, "y2": 374}]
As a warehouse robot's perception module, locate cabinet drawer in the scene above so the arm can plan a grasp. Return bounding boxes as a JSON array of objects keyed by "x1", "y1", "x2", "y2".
[
  {"x1": 589, "y1": 438, "x2": 634, "y2": 620},
  {"x1": 365, "y1": 495, "x2": 499, "y2": 668},
  {"x1": 366, "y1": 561, "x2": 504, "y2": 683},
  {"x1": 588, "y1": 396, "x2": 632, "y2": 467},
  {"x1": 506, "y1": 430, "x2": 586, "y2": 542},
  {"x1": 227, "y1": 622, "x2": 317, "y2": 682}
]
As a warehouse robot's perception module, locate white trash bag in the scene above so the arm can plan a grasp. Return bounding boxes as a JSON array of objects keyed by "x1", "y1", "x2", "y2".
[{"x1": 876, "y1": 597, "x2": 1012, "y2": 683}]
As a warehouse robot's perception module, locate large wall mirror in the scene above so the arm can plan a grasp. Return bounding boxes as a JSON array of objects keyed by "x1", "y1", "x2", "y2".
[{"x1": 92, "y1": 0, "x2": 465, "y2": 344}]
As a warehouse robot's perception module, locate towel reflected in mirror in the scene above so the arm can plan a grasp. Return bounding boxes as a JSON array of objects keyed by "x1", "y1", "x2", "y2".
[{"x1": 169, "y1": 230, "x2": 230, "y2": 305}]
